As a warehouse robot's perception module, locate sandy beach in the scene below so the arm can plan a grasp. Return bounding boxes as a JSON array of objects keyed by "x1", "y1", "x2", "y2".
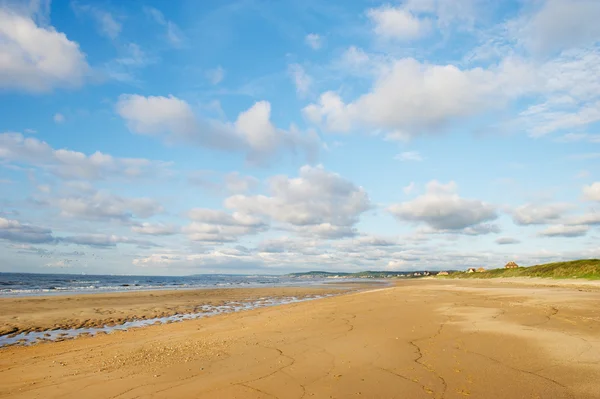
[
  {"x1": 1, "y1": 279, "x2": 599, "y2": 398},
  {"x1": 0, "y1": 285, "x2": 361, "y2": 337}
]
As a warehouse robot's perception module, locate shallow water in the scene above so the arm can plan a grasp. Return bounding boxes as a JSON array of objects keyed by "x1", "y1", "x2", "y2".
[{"x1": 0, "y1": 294, "x2": 335, "y2": 348}]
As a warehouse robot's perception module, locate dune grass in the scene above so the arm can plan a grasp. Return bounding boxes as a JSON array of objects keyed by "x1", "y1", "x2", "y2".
[{"x1": 447, "y1": 259, "x2": 600, "y2": 280}]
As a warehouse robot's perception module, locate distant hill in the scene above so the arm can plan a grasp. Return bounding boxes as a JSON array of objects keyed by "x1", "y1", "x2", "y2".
[
  {"x1": 446, "y1": 259, "x2": 600, "y2": 280},
  {"x1": 286, "y1": 270, "x2": 446, "y2": 278}
]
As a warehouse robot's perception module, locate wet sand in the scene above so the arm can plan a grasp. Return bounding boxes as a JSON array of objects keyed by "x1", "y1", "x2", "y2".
[
  {"x1": 0, "y1": 285, "x2": 359, "y2": 337},
  {"x1": 1, "y1": 279, "x2": 599, "y2": 398}
]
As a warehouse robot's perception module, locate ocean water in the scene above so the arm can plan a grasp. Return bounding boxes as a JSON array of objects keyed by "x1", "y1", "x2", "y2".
[{"x1": 0, "y1": 272, "x2": 324, "y2": 297}]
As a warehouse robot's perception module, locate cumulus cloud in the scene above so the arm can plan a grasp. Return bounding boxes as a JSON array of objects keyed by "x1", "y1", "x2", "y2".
[
  {"x1": 225, "y1": 165, "x2": 371, "y2": 238},
  {"x1": 116, "y1": 94, "x2": 320, "y2": 165},
  {"x1": 537, "y1": 224, "x2": 589, "y2": 238},
  {"x1": 304, "y1": 57, "x2": 534, "y2": 137},
  {"x1": 53, "y1": 113, "x2": 65, "y2": 123},
  {"x1": 583, "y1": 182, "x2": 600, "y2": 201},
  {"x1": 511, "y1": 203, "x2": 572, "y2": 225},
  {"x1": 51, "y1": 191, "x2": 163, "y2": 222},
  {"x1": 183, "y1": 208, "x2": 267, "y2": 243},
  {"x1": 367, "y1": 5, "x2": 430, "y2": 40},
  {"x1": 0, "y1": 7, "x2": 89, "y2": 92},
  {"x1": 388, "y1": 181, "x2": 497, "y2": 233}
]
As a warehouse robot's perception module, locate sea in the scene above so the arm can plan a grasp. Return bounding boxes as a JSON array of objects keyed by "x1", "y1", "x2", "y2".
[{"x1": 0, "y1": 272, "x2": 326, "y2": 297}]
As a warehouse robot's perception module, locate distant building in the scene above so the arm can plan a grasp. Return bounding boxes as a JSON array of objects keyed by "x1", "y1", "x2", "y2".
[
  {"x1": 437, "y1": 271, "x2": 449, "y2": 276},
  {"x1": 413, "y1": 272, "x2": 421, "y2": 276},
  {"x1": 505, "y1": 261, "x2": 519, "y2": 269},
  {"x1": 466, "y1": 268, "x2": 476, "y2": 273},
  {"x1": 477, "y1": 267, "x2": 486, "y2": 273},
  {"x1": 423, "y1": 271, "x2": 430, "y2": 276}
]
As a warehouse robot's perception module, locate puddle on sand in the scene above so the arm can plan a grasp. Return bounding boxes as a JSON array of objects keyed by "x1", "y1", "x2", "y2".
[{"x1": 0, "y1": 294, "x2": 335, "y2": 348}]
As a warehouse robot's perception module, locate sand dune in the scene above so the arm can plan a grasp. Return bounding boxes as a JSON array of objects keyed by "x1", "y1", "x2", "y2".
[{"x1": 1, "y1": 280, "x2": 599, "y2": 398}]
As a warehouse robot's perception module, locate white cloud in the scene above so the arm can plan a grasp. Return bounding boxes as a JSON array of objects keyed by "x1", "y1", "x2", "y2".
[
  {"x1": 62, "y1": 234, "x2": 158, "y2": 248},
  {"x1": 52, "y1": 191, "x2": 163, "y2": 222},
  {"x1": 388, "y1": 180, "x2": 498, "y2": 233},
  {"x1": 116, "y1": 94, "x2": 199, "y2": 139},
  {"x1": 521, "y1": 0, "x2": 600, "y2": 55},
  {"x1": 0, "y1": 132, "x2": 170, "y2": 180},
  {"x1": 131, "y1": 222, "x2": 179, "y2": 236},
  {"x1": 225, "y1": 165, "x2": 371, "y2": 239},
  {"x1": 116, "y1": 94, "x2": 320, "y2": 165},
  {"x1": 72, "y1": 3, "x2": 121, "y2": 39},
  {"x1": 288, "y1": 64, "x2": 312, "y2": 97},
  {"x1": 395, "y1": 151, "x2": 423, "y2": 162},
  {"x1": 583, "y1": 182, "x2": 600, "y2": 201},
  {"x1": 538, "y1": 224, "x2": 589, "y2": 238},
  {"x1": 367, "y1": 5, "x2": 430, "y2": 40},
  {"x1": 564, "y1": 212, "x2": 600, "y2": 226},
  {"x1": 305, "y1": 33, "x2": 322, "y2": 49},
  {"x1": 511, "y1": 47, "x2": 600, "y2": 138},
  {"x1": 206, "y1": 66, "x2": 225, "y2": 85},
  {"x1": 511, "y1": 203, "x2": 572, "y2": 225},
  {"x1": 183, "y1": 208, "x2": 267, "y2": 243},
  {"x1": 144, "y1": 6, "x2": 186, "y2": 47},
  {"x1": 0, "y1": 8, "x2": 89, "y2": 92},
  {"x1": 224, "y1": 172, "x2": 259, "y2": 194},
  {"x1": 403, "y1": 182, "x2": 416, "y2": 195},
  {"x1": 53, "y1": 113, "x2": 65, "y2": 123},
  {"x1": 305, "y1": 57, "x2": 534, "y2": 137},
  {"x1": 102, "y1": 43, "x2": 154, "y2": 83},
  {"x1": 522, "y1": 101, "x2": 600, "y2": 138}
]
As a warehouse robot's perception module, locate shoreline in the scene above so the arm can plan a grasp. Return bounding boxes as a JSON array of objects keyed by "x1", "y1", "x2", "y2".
[
  {"x1": 0, "y1": 283, "x2": 379, "y2": 343},
  {"x1": 1, "y1": 278, "x2": 599, "y2": 398}
]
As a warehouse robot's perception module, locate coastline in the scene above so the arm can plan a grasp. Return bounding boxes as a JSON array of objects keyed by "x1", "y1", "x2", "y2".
[
  {"x1": 1, "y1": 279, "x2": 599, "y2": 398},
  {"x1": 0, "y1": 283, "x2": 377, "y2": 343}
]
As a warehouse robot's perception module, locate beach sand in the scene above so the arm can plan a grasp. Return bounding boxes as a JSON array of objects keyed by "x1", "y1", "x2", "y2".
[
  {"x1": 1, "y1": 279, "x2": 599, "y2": 398},
  {"x1": 0, "y1": 285, "x2": 359, "y2": 337}
]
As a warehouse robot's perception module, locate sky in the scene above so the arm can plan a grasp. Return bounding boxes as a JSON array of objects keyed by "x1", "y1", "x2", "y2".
[{"x1": 0, "y1": 0, "x2": 599, "y2": 276}]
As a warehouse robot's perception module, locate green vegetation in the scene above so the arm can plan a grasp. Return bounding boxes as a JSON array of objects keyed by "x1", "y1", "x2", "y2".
[{"x1": 446, "y1": 259, "x2": 600, "y2": 280}]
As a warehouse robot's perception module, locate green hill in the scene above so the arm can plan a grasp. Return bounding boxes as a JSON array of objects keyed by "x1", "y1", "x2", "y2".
[{"x1": 446, "y1": 259, "x2": 600, "y2": 280}]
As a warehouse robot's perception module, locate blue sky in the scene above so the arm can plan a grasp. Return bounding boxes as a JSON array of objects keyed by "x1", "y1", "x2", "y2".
[{"x1": 1, "y1": 0, "x2": 599, "y2": 275}]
